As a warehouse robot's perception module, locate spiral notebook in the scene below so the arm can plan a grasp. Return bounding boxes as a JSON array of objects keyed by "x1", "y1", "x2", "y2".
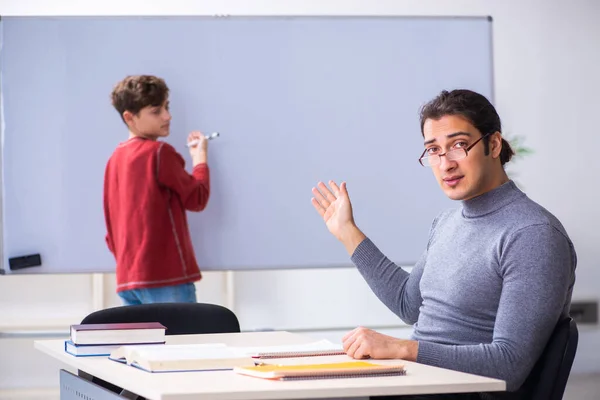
[{"x1": 233, "y1": 361, "x2": 406, "y2": 381}]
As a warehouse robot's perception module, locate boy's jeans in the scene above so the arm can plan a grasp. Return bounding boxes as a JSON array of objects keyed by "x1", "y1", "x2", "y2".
[{"x1": 118, "y1": 282, "x2": 197, "y2": 305}]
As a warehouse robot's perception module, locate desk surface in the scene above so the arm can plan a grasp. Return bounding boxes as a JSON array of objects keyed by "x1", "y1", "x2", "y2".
[{"x1": 35, "y1": 331, "x2": 505, "y2": 400}]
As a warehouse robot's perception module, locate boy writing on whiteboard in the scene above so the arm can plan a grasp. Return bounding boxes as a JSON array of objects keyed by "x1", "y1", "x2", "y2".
[{"x1": 103, "y1": 75, "x2": 210, "y2": 305}]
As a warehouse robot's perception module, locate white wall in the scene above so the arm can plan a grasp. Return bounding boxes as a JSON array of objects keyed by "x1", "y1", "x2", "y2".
[{"x1": 1, "y1": 0, "x2": 599, "y2": 398}]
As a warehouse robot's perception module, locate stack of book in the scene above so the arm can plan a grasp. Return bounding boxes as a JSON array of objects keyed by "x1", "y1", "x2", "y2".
[{"x1": 64, "y1": 322, "x2": 166, "y2": 357}]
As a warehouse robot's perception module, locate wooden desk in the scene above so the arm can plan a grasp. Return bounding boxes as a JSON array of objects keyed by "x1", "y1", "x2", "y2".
[{"x1": 35, "y1": 331, "x2": 505, "y2": 400}]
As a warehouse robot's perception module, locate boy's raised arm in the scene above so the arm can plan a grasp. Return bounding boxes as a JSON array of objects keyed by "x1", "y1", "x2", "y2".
[{"x1": 156, "y1": 142, "x2": 210, "y2": 211}]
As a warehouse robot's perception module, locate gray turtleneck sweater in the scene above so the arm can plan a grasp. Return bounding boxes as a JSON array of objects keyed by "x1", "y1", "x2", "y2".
[{"x1": 351, "y1": 181, "x2": 576, "y2": 392}]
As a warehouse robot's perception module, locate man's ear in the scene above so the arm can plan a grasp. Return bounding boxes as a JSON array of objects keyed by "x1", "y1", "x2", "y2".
[{"x1": 491, "y1": 132, "x2": 503, "y2": 159}]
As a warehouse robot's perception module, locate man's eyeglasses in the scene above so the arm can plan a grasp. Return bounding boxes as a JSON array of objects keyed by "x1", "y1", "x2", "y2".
[{"x1": 419, "y1": 132, "x2": 491, "y2": 167}]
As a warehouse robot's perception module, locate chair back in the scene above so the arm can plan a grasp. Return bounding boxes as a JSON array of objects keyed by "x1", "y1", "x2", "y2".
[
  {"x1": 518, "y1": 317, "x2": 578, "y2": 400},
  {"x1": 81, "y1": 303, "x2": 240, "y2": 335}
]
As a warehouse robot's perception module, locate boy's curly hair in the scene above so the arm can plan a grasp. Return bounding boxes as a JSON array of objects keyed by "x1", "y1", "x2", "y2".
[{"x1": 111, "y1": 75, "x2": 169, "y2": 123}]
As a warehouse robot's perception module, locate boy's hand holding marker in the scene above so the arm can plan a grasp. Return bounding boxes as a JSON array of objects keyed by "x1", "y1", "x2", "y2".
[{"x1": 187, "y1": 132, "x2": 219, "y2": 166}]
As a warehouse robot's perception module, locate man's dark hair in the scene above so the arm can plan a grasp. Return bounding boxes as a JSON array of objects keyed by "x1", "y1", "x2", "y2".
[
  {"x1": 419, "y1": 89, "x2": 514, "y2": 165},
  {"x1": 111, "y1": 75, "x2": 169, "y2": 123}
]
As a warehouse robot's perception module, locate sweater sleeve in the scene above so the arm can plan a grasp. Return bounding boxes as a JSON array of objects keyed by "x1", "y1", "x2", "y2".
[
  {"x1": 156, "y1": 142, "x2": 210, "y2": 212},
  {"x1": 349, "y1": 213, "x2": 445, "y2": 324},
  {"x1": 416, "y1": 224, "x2": 575, "y2": 391},
  {"x1": 351, "y1": 238, "x2": 425, "y2": 325}
]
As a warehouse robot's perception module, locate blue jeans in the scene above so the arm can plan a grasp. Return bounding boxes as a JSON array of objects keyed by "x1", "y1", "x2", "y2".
[{"x1": 118, "y1": 282, "x2": 197, "y2": 305}]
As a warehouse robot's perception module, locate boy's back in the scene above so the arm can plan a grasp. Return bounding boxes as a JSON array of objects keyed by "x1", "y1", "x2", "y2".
[{"x1": 104, "y1": 137, "x2": 209, "y2": 293}]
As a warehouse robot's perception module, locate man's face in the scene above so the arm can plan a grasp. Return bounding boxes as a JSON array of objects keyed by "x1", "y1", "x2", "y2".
[
  {"x1": 126, "y1": 99, "x2": 171, "y2": 139},
  {"x1": 422, "y1": 115, "x2": 502, "y2": 201}
]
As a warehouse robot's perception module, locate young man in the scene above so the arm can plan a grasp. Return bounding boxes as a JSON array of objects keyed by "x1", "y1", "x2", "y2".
[
  {"x1": 311, "y1": 89, "x2": 576, "y2": 399},
  {"x1": 104, "y1": 75, "x2": 210, "y2": 305}
]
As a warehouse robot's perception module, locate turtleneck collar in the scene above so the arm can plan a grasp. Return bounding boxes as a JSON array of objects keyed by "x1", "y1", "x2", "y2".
[{"x1": 461, "y1": 180, "x2": 525, "y2": 218}]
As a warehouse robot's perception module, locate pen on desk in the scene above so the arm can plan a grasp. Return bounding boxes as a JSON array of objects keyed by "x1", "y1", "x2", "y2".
[{"x1": 186, "y1": 132, "x2": 220, "y2": 147}]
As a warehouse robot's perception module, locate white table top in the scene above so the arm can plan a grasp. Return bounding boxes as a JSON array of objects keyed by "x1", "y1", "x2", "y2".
[{"x1": 35, "y1": 331, "x2": 505, "y2": 400}]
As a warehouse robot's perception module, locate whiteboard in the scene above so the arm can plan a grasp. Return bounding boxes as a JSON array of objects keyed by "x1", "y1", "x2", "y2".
[{"x1": 0, "y1": 16, "x2": 492, "y2": 273}]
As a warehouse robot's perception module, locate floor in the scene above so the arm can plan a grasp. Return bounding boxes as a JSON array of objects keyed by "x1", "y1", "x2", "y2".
[{"x1": 563, "y1": 373, "x2": 600, "y2": 399}]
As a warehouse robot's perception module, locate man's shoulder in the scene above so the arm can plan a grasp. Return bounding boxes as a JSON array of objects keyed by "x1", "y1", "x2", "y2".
[
  {"x1": 431, "y1": 207, "x2": 461, "y2": 229},
  {"x1": 506, "y1": 193, "x2": 569, "y2": 237}
]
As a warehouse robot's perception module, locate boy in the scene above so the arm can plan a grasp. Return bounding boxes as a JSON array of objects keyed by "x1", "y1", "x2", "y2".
[{"x1": 104, "y1": 75, "x2": 210, "y2": 305}]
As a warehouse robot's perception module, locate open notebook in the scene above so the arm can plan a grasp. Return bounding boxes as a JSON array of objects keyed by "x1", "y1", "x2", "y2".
[
  {"x1": 108, "y1": 340, "x2": 347, "y2": 373},
  {"x1": 234, "y1": 361, "x2": 406, "y2": 380},
  {"x1": 109, "y1": 343, "x2": 255, "y2": 373}
]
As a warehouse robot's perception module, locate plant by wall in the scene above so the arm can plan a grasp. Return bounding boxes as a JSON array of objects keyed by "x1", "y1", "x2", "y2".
[{"x1": 505, "y1": 134, "x2": 533, "y2": 187}]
